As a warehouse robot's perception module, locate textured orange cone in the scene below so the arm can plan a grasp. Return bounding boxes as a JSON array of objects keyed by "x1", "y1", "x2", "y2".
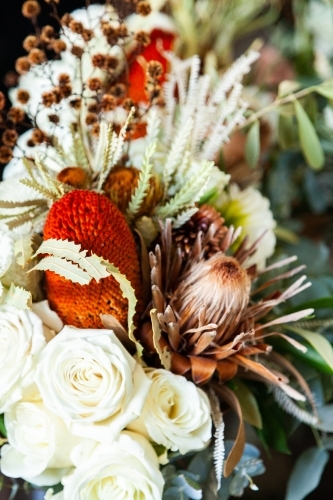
[{"x1": 43, "y1": 190, "x2": 142, "y2": 329}]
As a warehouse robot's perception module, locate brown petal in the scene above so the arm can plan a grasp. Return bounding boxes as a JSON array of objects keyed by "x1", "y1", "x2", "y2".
[
  {"x1": 189, "y1": 356, "x2": 217, "y2": 384},
  {"x1": 233, "y1": 354, "x2": 282, "y2": 385},
  {"x1": 167, "y1": 321, "x2": 181, "y2": 351},
  {"x1": 216, "y1": 360, "x2": 238, "y2": 382},
  {"x1": 191, "y1": 331, "x2": 216, "y2": 355},
  {"x1": 152, "y1": 285, "x2": 165, "y2": 313},
  {"x1": 170, "y1": 351, "x2": 191, "y2": 375}
]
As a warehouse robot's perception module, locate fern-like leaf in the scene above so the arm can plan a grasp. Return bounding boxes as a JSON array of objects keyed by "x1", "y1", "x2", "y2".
[
  {"x1": 272, "y1": 386, "x2": 318, "y2": 426},
  {"x1": 208, "y1": 388, "x2": 225, "y2": 491},
  {"x1": 172, "y1": 206, "x2": 198, "y2": 229}
]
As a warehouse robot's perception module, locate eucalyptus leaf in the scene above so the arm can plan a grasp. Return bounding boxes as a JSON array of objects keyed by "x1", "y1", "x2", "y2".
[
  {"x1": 315, "y1": 404, "x2": 333, "y2": 432},
  {"x1": 315, "y1": 86, "x2": 333, "y2": 100},
  {"x1": 278, "y1": 115, "x2": 298, "y2": 150},
  {"x1": 245, "y1": 120, "x2": 260, "y2": 168},
  {"x1": 233, "y1": 379, "x2": 262, "y2": 429},
  {"x1": 286, "y1": 326, "x2": 333, "y2": 371},
  {"x1": 294, "y1": 99, "x2": 324, "y2": 170},
  {"x1": 285, "y1": 447, "x2": 329, "y2": 500}
]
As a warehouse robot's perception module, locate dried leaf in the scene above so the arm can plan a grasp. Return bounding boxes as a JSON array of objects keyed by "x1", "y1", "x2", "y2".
[
  {"x1": 3, "y1": 283, "x2": 32, "y2": 310},
  {"x1": 30, "y1": 256, "x2": 91, "y2": 285},
  {"x1": 150, "y1": 308, "x2": 171, "y2": 370},
  {"x1": 14, "y1": 235, "x2": 34, "y2": 267}
]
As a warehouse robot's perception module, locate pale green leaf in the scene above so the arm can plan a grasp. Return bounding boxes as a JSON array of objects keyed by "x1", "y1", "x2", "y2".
[
  {"x1": 30, "y1": 256, "x2": 91, "y2": 285},
  {"x1": 286, "y1": 325, "x2": 333, "y2": 371},
  {"x1": 278, "y1": 80, "x2": 301, "y2": 98},
  {"x1": 233, "y1": 379, "x2": 262, "y2": 429},
  {"x1": 278, "y1": 115, "x2": 297, "y2": 150},
  {"x1": 314, "y1": 85, "x2": 333, "y2": 100},
  {"x1": 3, "y1": 283, "x2": 32, "y2": 310},
  {"x1": 294, "y1": 100, "x2": 324, "y2": 170},
  {"x1": 150, "y1": 308, "x2": 171, "y2": 370},
  {"x1": 14, "y1": 235, "x2": 34, "y2": 267},
  {"x1": 245, "y1": 120, "x2": 260, "y2": 168}
]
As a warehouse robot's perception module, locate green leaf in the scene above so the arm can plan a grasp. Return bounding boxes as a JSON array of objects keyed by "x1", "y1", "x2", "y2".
[
  {"x1": 0, "y1": 413, "x2": 7, "y2": 437},
  {"x1": 294, "y1": 99, "x2": 324, "y2": 170},
  {"x1": 245, "y1": 120, "x2": 260, "y2": 168},
  {"x1": 233, "y1": 379, "x2": 262, "y2": 429},
  {"x1": 286, "y1": 296, "x2": 333, "y2": 314},
  {"x1": 278, "y1": 115, "x2": 298, "y2": 150},
  {"x1": 278, "y1": 80, "x2": 301, "y2": 98},
  {"x1": 314, "y1": 85, "x2": 333, "y2": 100},
  {"x1": 285, "y1": 447, "x2": 329, "y2": 500},
  {"x1": 286, "y1": 326, "x2": 333, "y2": 371}
]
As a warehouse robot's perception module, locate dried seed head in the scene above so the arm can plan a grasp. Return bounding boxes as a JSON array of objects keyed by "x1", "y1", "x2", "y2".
[
  {"x1": 69, "y1": 20, "x2": 84, "y2": 35},
  {"x1": 0, "y1": 92, "x2": 5, "y2": 110},
  {"x1": 136, "y1": 0, "x2": 151, "y2": 16},
  {"x1": 57, "y1": 166, "x2": 88, "y2": 189},
  {"x1": 58, "y1": 73, "x2": 70, "y2": 85},
  {"x1": 59, "y1": 84, "x2": 72, "y2": 98},
  {"x1": 87, "y1": 77, "x2": 103, "y2": 92},
  {"x1": 147, "y1": 60, "x2": 163, "y2": 80},
  {"x1": 2, "y1": 129, "x2": 18, "y2": 147},
  {"x1": 42, "y1": 89, "x2": 61, "y2": 107},
  {"x1": 31, "y1": 128, "x2": 46, "y2": 144},
  {"x1": 23, "y1": 35, "x2": 39, "y2": 52},
  {"x1": 48, "y1": 113, "x2": 59, "y2": 124},
  {"x1": 85, "y1": 112, "x2": 98, "y2": 125},
  {"x1": 69, "y1": 97, "x2": 82, "y2": 110},
  {"x1": 40, "y1": 25, "x2": 55, "y2": 43},
  {"x1": 92, "y1": 53, "x2": 105, "y2": 68},
  {"x1": 60, "y1": 13, "x2": 72, "y2": 26},
  {"x1": 15, "y1": 57, "x2": 31, "y2": 75},
  {"x1": 173, "y1": 254, "x2": 251, "y2": 333},
  {"x1": 104, "y1": 55, "x2": 118, "y2": 70},
  {"x1": 22, "y1": 1, "x2": 41, "y2": 18},
  {"x1": 7, "y1": 107, "x2": 25, "y2": 123},
  {"x1": 100, "y1": 94, "x2": 116, "y2": 112},
  {"x1": 109, "y1": 83, "x2": 126, "y2": 98},
  {"x1": 82, "y1": 29, "x2": 94, "y2": 42},
  {"x1": 16, "y1": 89, "x2": 30, "y2": 105},
  {"x1": 0, "y1": 146, "x2": 13, "y2": 164},
  {"x1": 135, "y1": 30, "x2": 151, "y2": 46},
  {"x1": 71, "y1": 45, "x2": 84, "y2": 58},
  {"x1": 28, "y1": 48, "x2": 46, "y2": 65},
  {"x1": 52, "y1": 39, "x2": 67, "y2": 53}
]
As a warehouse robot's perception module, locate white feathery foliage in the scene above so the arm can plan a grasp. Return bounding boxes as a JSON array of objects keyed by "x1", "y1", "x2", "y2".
[
  {"x1": 208, "y1": 389, "x2": 225, "y2": 492},
  {"x1": 272, "y1": 386, "x2": 318, "y2": 426},
  {"x1": 146, "y1": 109, "x2": 161, "y2": 144},
  {"x1": 172, "y1": 206, "x2": 199, "y2": 229}
]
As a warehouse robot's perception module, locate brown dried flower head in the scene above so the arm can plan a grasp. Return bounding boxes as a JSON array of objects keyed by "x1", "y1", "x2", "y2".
[
  {"x1": 23, "y1": 35, "x2": 39, "y2": 52},
  {"x1": 7, "y1": 107, "x2": 25, "y2": 123},
  {"x1": 42, "y1": 89, "x2": 61, "y2": 107},
  {"x1": 59, "y1": 84, "x2": 72, "y2": 98},
  {"x1": 0, "y1": 146, "x2": 13, "y2": 164},
  {"x1": 28, "y1": 48, "x2": 46, "y2": 65},
  {"x1": 88, "y1": 102, "x2": 98, "y2": 113},
  {"x1": 116, "y1": 24, "x2": 128, "y2": 38},
  {"x1": 136, "y1": 0, "x2": 152, "y2": 16},
  {"x1": 135, "y1": 31, "x2": 151, "y2": 47},
  {"x1": 69, "y1": 97, "x2": 82, "y2": 110},
  {"x1": 104, "y1": 55, "x2": 119, "y2": 70},
  {"x1": 41, "y1": 25, "x2": 55, "y2": 43},
  {"x1": 71, "y1": 45, "x2": 84, "y2": 58},
  {"x1": 92, "y1": 54, "x2": 105, "y2": 68},
  {"x1": 48, "y1": 113, "x2": 59, "y2": 124},
  {"x1": 31, "y1": 128, "x2": 46, "y2": 145},
  {"x1": 87, "y1": 77, "x2": 103, "y2": 92},
  {"x1": 85, "y1": 112, "x2": 98, "y2": 125},
  {"x1": 2, "y1": 129, "x2": 18, "y2": 147},
  {"x1": 57, "y1": 166, "x2": 88, "y2": 189},
  {"x1": 147, "y1": 60, "x2": 163, "y2": 80},
  {"x1": 69, "y1": 20, "x2": 84, "y2": 35},
  {"x1": 15, "y1": 57, "x2": 31, "y2": 75},
  {"x1": 22, "y1": 1, "x2": 41, "y2": 18},
  {"x1": 0, "y1": 92, "x2": 5, "y2": 110},
  {"x1": 61, "y1": 13, "x2": 73, "y2": 26},
  {"x1": 110, "y1": 83, "x2": 126, "y2": 99},
  {"x1": 16, "y1": 89, "x2": 30, "y2": 104},
  {"x1": 100, "y1": 94, "x2": 116, "y2": 112},
  {"x1": 82, "y1": 29, "x2": 94, "y2": 42},
  {"x1": 52, "y1": 40, "x2": 67, "y2": 54}
]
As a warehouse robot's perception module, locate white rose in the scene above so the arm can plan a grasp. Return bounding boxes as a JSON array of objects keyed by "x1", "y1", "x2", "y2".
[
  {"x1": 1, "y1": 393, "x2": 80, "y2": 486},
  {"x1": 0, "y1": 304, "x2": 60, "y2": 413},
  {"x1": 51, "y1": 431, "x2": 164, "y2": 500},
  {"x1": 128, "y1": 368, "x2": 212, "y2": 454},
  {"x1": 35, "y1": 326, "x2": 151, "y2": 442}
]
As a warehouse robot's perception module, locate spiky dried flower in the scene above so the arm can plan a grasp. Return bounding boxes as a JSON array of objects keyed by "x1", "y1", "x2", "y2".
[
  {"x1": 22, "y1": 0, "x2": 41, "y2": 18},
  {"x1": 15, "y1": 57, "x2": 31, "y2": 75},
  {"x1": 2, "y1": 129, "x2": 18, "y2": 147},
  {"x1": 16, "y1": 89, "x2": 30, "y2": 104},
  {"x1": 23, "y1": 35, "x2": 39, "y2": 52},
  {"x1": 43, "y1": 190, "x2": 142, "y2": 329},
  {"x1": 0, "y1": 146, "x2": 13, "y2": 164},
  {"x1": 28, "y1": 48, "x2": 46, "y2": 65},
  {"x1": 7, "y1": 107, "x2": 25, "y2": 123},
  {"x1": 142, "y1": 221, "x2": 313, "y2": 388}
]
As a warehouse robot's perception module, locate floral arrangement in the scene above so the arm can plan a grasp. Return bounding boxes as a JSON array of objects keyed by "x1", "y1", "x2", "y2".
[{"x1": 0, "y1": 1, "x2": 333, "y2": 499}]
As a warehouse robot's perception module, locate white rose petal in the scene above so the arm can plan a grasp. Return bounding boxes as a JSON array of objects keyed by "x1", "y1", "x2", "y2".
[
  {"x1": 1, "y1": 395, "x2": 80, "y2": 486},
  {"x1": 35, "y1": 326, "x2": 151, "y2": 442},
  {"x1": 0, "y1": 305, "x2": 55, "y2": 413},
  {"x1": 128, "y1": 368, "x2": 212, "y2": 454},
  {"x1": 60, "y1": 431, "x2": 164, "y2": 500}
]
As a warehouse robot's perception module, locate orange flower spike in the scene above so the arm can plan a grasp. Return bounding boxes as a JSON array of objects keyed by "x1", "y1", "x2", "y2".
[
  {"x1": 43, "y1": 190, "x2": 142, "y2": 329},
  {"x1": 128, "y1": 28, "x2": 176, "y2": 103}
]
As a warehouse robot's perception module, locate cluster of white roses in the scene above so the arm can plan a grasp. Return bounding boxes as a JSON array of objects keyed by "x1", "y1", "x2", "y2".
[{"x1": 0, "y1": 302, "x2": 212, "y2": 499}]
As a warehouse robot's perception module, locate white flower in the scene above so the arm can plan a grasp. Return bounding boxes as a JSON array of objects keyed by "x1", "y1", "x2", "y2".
[
  {"x1": 35, "y1": 326, "x2": 151, "y2": 442},
  {"x1": 0, "y1": 304, "x2": 60, "y2": 413},
  {"x1": 128, "y1": 368, "x2": 212, "y2": 454},
  {"x1": 0, "y1": 232, "x2": 14, "y2": 287},
  {"x1": 1, "y1": 392, "x2": 80, "y2": 486},
  {"x1": 213, "y1": 183, "x2": 276, "y2": 269},
  {"x1": 47, "y1": 431, "x2": 164, "y2": 500}
]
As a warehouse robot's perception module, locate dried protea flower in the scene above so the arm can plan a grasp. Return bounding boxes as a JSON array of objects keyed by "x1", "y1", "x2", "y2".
[
  {"x1": 174, "y1": 205, "x2": 228, "y2": 257},
  {"x1": 43, "y1": 190, "x2": 142, "y2": 329},
  {"x1": 16, "y1": 89, "x2": 30, "y2": 104},
  {"x1": 23, "y1": 35, "x2": 39, "y2": 52},
  {"x1": 15, "y1": 57, "x2": 31, "y2": 75},
  {"x1": 2, "y1": 129, "x2": 18, "y2": 147},
  {"x1": 103, "y1": 166, "x2": 163, "y2": 215},
  {"x1": 142, "y1": 221, "x2": 313, "y2": 389},
  {"x1": 22, "y1": 0, "x2": 41, "y2": 18},
  {"x1": 57, "y1": 167, "x2": 89, "y2": 189}
]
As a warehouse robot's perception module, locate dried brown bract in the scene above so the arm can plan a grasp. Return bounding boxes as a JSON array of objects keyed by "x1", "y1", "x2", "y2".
[
  {"x1": 22, "y1": 1, "x2": 41, "y2": 18},
  {"x1": 16, "y1": 89, "x2": 30, "y2": 104}
]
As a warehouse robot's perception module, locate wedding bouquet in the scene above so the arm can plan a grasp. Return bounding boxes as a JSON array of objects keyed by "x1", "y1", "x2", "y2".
[{"x1": 0, "y1": 1, "x2": 332, "y2": 499}]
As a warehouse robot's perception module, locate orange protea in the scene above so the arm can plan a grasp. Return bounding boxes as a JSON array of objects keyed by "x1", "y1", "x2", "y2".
[
  {"x1": 43, "y1": 190, "x2": 142, "y2": 329},
  {"x1": 141, "y1": 221, "x2": 314, "y2": 392}
]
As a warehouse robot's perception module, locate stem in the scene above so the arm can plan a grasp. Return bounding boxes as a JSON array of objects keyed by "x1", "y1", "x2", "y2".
[
  {"x1": 236, "y1": 80, "x2": 333, "y2": 131},
  {"x1": 312, "y1": 427, "x2": 324, "y2": 449}
]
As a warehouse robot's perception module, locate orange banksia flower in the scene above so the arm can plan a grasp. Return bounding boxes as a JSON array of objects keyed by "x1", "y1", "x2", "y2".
[{"x1": 43, "y1": 190, "x2": 142, "y2": 329}]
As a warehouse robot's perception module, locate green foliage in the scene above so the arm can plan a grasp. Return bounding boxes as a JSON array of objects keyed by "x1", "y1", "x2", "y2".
[
  {"x1": 245, "y1": 120, "x2": 260, "y2": 168},
  {"x1": 294, "y1": 99, "x2": 324, "y2": 170}
]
